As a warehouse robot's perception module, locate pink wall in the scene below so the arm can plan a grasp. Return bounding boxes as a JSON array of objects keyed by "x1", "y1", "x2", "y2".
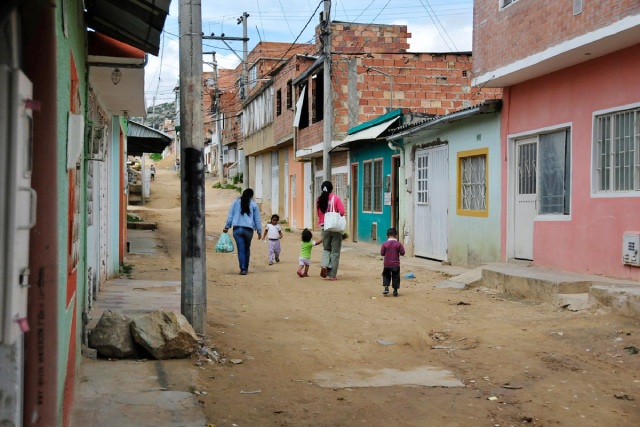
[{"x1": 501, "y1": 44, "x2": 640, "y2": 280}]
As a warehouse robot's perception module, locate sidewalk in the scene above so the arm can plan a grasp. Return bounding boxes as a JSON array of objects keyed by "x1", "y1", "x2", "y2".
[{"x1": 71, "y1": 230, "x2": 207, "y2": 427}]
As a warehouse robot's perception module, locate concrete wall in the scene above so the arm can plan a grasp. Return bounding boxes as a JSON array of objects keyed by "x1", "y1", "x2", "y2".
[
  {"x1": 501, "y1": 44, "x2": 640, "y2": 280},
  {"x1": 400, "y1": 113, "x2": 502, "y2": 267}
]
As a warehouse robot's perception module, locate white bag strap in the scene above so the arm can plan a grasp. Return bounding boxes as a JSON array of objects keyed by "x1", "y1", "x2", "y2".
[{"x1": 328, "y1": 195, "x2": 335, "y2": 213}]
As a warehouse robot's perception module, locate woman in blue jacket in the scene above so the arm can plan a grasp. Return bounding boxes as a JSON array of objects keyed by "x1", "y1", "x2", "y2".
[{"x1": 223, "y1": 188, "x2": 262, "y2": 275}]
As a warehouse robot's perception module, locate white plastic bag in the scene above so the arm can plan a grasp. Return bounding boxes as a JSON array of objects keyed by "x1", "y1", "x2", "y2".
[{"x1": 324, "y1": 197, "x2": 346, "y2": 233}]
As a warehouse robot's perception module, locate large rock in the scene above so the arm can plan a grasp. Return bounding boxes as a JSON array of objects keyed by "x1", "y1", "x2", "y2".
[
  {"x1": 131, "y1": 310, "x2": 199, "y2": 359},
  {"x1": 89, "y1": 310, "x2": 140, "y2": 359}
]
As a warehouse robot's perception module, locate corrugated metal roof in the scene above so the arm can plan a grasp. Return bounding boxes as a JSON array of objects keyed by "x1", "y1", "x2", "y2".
[
  {"x1": 85, "y1": 0, "x2": 171, "y2": 56},
  {"x1": 127, "y1": 121, "x2": 173, "y2": 154}
]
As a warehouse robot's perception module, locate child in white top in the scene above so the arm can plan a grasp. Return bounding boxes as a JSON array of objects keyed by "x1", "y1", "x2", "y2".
[{"x1": 263, "y1": 214, "x2": 283, "y2": 265}]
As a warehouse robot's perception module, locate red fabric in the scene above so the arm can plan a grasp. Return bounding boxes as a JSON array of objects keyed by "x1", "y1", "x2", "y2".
[
  {"x1": 381, "y1": 238, "x2": 405, "y2": 267},
  {"x1": 317, "y1": 193, "x2": 345, "y2": 227}
]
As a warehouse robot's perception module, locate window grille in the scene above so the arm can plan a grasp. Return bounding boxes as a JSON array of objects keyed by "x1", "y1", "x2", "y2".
[
  {"x1": 518, "y1": 142, "x2": 537, "y2": 195},
  {"x1": 363, "y1": 161, "x2": 372, "y2": 211},
  {"x1": 461, "y1": 155, "x2": 486, "y2": 210},
  {"x1": 416, "y1": 153, "x2": 429, "y2": 205},
  {"x1": 373, "y1": 159, "x2": 383, "y2": 212},
  {"x1": 595, "y1": 108, "x2": 639, "y2": 192}
]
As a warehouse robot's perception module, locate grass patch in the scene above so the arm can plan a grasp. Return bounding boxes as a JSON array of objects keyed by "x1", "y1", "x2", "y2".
[
  {"x1": 212, "y1": 182, "x2": 242, "y2": 192},
  {"x1": 119, "y1": 262, "x2": 134, "y2": 278},
  {"x1": 127, "y1": 214, "x2": 143, "y2": 222}
]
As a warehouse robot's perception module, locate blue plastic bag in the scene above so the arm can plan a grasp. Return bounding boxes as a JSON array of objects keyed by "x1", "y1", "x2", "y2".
[
  {"x1": 215, "y1": 232, "x2": 234, "y2": 253},
  {"x1": 403, "y1": 272, "x2": 415, "y2": 279}
]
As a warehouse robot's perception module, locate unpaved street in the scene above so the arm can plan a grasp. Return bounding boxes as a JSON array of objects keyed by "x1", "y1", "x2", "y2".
[{"x1": 126, "y1": 157, "x2": 640, "y2": 426}]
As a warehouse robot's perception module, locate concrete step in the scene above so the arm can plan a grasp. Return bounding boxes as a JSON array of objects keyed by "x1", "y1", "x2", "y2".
[
  {"x1": 127, "y1": 221, "x2": 157, "y2": 230},
  {"x1": 479, "y1": 263, "x2": 640, "y2": 319}
]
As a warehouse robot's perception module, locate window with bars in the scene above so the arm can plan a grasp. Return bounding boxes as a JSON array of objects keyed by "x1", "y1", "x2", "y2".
[
  {"x1": 595, "y1": 108, "x2": 639, "y2": 193},
  {"x1": 458, "y1": 149, "x2": 487, "y2": 216},
  {"x1": 416, "y1": 153, "x2": 429, "y2": 205},
  {"x1": 286, "y1": 80, "x2": 293, "y2": 109},
  {"x1": 373, "y1": 160, "x2": 383, "y2": 212},
  {"x1": 363, "y1": 161, "x2": 372, "y2": 211},
  {"x1": 276, "y1": 89, "x2": 282, "y2": 116},
  {"x1": 501, "y1": 0, "x2": 518, "y2": 8},
  {"x1": 362, "y1": 159, "x2": 383, "y2": 212}
]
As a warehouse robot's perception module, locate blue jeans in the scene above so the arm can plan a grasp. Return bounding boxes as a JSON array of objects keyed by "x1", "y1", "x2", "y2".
[{"x1": 232, "y1": 226, "x2": 254, "y2": 271}]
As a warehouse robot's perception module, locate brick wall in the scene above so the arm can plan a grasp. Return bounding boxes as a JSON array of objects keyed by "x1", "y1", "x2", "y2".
[
  {"x1": 331, "y1": 52, "x2": 500, "y2": 137},
  {"x1": 273, "y1": 56, "x2": 314, "y2": 143},
  {"x1": 473, "y1": 0, "x2": 640, "y2": 78}
]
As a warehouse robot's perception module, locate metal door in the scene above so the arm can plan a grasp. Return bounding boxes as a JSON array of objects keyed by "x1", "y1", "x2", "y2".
[
  {"x1": 514, "y1": 138, "x2": 537, "y2": 260},
  {"x1": 414, "y1": 145, "x2": 448, "y2": 260},
  {"x1": 271, "y1": 151, "x2": 279, "y2": 215},
  {"x1": 351, "y1": 163, "x2": 358, "y2": 242},
  {"x1": 284, "y1": 149, "x2": 289, "y2": 219},
  {"x1": 255, "y1": 156, "x2": 263, "y2": 198}
]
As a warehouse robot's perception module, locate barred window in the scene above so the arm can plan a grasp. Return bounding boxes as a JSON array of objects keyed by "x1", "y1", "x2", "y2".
[
  {"x1": 595, "y1": 108, "x2": 639, "y2": 193},
  {"x1": 363, "y1": 161, "x2": 372, "y2": 211},
  {"x1": 416, "y1": 152, "x2": 429, "y2": 205},
  {"x1": 459, "y1": 151, "x2": 487, "y2": 213},
  {"x1": 373, "y1": 159, "x2": 383, "y2": 212}
]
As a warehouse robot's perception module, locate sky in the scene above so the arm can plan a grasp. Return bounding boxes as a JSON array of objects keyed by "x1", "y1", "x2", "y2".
[{"x1": 144, "y1": 0, "x2": 474, "y2": 108}]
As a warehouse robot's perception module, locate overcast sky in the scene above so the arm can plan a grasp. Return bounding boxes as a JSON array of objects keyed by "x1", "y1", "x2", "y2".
[{"x1": 144, "y1": 0, "x2": 473, "y2": 107}]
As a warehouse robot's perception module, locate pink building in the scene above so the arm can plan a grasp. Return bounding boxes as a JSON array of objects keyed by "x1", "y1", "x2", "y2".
[{"x1": 474, "y1": 0, "x2": 640, "y2": 280}]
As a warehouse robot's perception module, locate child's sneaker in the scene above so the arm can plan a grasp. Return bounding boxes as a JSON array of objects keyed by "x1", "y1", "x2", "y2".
[
  {"x1": 393, "y1": 289, "x2": 398, "y2": 297},
  {"x1": 383, "y1": 286, "x2": 389, "y2": 295},
  {"x1": 297, "y1": 271, "x2": 303, "y2": 277},
  {"x1": 275, "y1": 257, "x2": 280, "y2": 263},
  {"x1": 269, "y1": 261, "x2": 273, "y2": 265}
]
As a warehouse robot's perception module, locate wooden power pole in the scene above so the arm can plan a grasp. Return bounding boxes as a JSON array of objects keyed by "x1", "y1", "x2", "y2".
[
  {"x1": 178, "y1": 0, "x2": 206, "y2": 334},
  {"x1": 322, "y1": 0, "x2": 332, "y2": 178}
]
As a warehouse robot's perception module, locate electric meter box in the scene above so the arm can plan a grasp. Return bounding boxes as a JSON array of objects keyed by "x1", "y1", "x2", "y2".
[{"x1": 622, "y1": 232, "x2": 640, "y2": 267}]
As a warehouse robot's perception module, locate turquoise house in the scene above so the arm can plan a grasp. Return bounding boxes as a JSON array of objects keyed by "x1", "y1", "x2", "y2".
[{"x1": 332, "y1": 109, "x2": 406, "y2": 243}]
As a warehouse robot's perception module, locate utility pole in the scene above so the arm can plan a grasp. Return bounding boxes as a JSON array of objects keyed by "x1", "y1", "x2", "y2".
[
  {"x1": 206, "y1": 51, "x2": 224, "y2": 185},
  {"x1": 322, "y1": 1, "x2": 332, "y2": 179},
  {"x1": 241, "y1": 12, "x2": 249, "y2": 190},
  {"x1": 178, "y1": 0, "x2": 206, "y2": 334}
]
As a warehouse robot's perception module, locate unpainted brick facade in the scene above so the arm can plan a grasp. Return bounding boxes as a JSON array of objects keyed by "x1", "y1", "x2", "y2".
[
  {"x1": 296, "y1": 21, "x2": 499, "y2": 152},
  {"x1": 473, "y1": 0, "x2": 640, "y2": 78}
]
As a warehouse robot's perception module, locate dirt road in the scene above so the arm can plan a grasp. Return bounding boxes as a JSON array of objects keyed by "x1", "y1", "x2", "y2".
[{"x1": 127, "y1": 157, "x2": 640, "y2": 426}]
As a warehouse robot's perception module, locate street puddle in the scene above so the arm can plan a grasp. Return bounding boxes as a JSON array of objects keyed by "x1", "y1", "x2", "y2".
[{"x1": 313, "y1": 366, "x2": 464, "y2": 388}]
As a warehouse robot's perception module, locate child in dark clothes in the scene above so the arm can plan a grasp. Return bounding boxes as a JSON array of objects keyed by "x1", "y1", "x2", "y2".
[{"x1": 380, "y1": 228, "x2": 405, "y2": 296}]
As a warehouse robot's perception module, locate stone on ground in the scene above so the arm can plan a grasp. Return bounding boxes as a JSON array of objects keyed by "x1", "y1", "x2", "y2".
[
  {"x1": 131, "y1": 310, "x2": 199, "y2": 359},
  {"x1": 89, "y1": 310, "x2": 139, "y2": 359}
]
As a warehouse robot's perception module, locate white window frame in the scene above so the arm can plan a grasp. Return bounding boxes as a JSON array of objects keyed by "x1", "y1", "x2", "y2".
[
  {"x1": 500, "y1": 0, "x2": 519, "y2": 9},
  {"x1": 592, "y1": 104, "x2": 640, "y2": 197}
]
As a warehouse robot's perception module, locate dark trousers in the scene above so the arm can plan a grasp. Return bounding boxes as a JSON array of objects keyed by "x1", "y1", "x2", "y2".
[{"x1": 382, "y1": 266, "x2": 400, "y2": 289}]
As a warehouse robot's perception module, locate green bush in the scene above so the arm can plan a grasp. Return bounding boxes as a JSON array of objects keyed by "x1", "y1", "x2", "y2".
[{"x1": 149, "y1": 153, "x2": 162, "y2": 161}]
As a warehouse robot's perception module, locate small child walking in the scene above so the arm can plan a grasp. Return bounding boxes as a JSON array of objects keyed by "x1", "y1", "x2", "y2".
[
  {"x1": 380, "y1": 228, "x2": 405, "y2": 296},
  {"x1": 297, "y1": 228, "x2": 323, "y2": 277},
  {"x1": 263, "y1": 214, "x2": 283, "y2": 265}
]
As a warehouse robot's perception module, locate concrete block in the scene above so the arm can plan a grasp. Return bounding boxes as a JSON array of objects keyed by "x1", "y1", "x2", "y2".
[
  {"x1": 554, "y1": 293, "x2": 591, "y2": 311},
  {"x1": 589, "y1": 284, "x2": 640, "y2": 319}
]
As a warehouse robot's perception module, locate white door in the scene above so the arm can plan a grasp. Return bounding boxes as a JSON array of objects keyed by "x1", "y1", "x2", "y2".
[
  {"x1": 414, "y1": 145, "x2": 448, "y2": 260},
  {"x1": 255, "y1": 156, "x2": 263, "y2": 198},
  {"x1": 284, "y1": 149, "x2": 289, "y2": 220},
  {"x1": 514, "y1": 138, "x2": 537, "y2": 260},
  {"x1": 271, "y1": 151, "x2": 279, "y2": 215},
  {"x1": 303, "y1": 162, "x2": 312, "y2": 228}
]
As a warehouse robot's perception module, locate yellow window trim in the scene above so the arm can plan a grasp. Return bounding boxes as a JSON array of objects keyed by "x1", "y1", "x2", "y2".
[{"x1": 457, "y1": 148, "x2": 489, "y2": 217}]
